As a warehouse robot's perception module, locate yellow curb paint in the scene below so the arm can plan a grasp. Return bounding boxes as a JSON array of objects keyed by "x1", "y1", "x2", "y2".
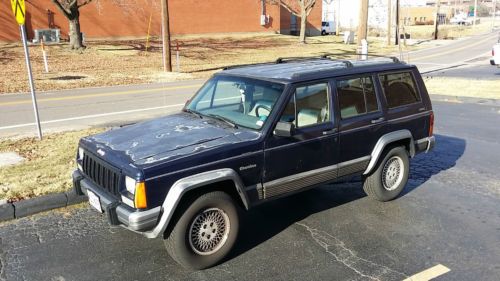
[
  {"x1": 403, "y1": 264, "x2": 450, "y2": 281},
  {"x1": 0, "y1": 84, "x2": 201, "y2": 107}
]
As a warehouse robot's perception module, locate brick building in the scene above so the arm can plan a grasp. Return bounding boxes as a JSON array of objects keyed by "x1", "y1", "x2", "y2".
[{"x1": 0, "y1": 0, "x2": 322, "y2": 42}]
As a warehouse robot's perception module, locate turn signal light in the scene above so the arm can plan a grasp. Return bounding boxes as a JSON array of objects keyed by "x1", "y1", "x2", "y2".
[{"x1": 134, "y1": 182, "x2": 148, "y2": 209}]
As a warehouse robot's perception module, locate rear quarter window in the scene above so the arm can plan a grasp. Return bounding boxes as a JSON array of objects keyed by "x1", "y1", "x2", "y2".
[{"x1": 379, "y1": 72, "x2": 421, "y2": 108}]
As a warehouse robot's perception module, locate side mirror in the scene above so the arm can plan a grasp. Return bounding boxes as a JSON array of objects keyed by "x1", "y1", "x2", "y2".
[{"x1": 273, "y1": 122, "x2": 295, "y2": 137}]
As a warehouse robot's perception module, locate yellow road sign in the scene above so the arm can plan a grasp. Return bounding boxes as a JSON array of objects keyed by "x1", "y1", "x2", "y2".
[{"x1": 10, "y1": 0, "x2": 26, "y2": 25}]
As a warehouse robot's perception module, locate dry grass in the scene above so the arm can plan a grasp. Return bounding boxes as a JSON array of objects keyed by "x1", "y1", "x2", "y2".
[
  {"x1": 424, "y1": 77, "x2": 500, "y2": 99},
  {"x1": 0, "y1": 128, "x2": 105, "y2": 201},
  {"x1": 404, "y1": 17, "x2": 496, "y2": 40},
  {"x1": 0, "y1": 34, "x2": 417, "y2": 94}
]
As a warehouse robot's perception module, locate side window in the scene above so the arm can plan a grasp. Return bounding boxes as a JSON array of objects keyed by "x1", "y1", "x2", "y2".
[
  {"x1": 379, "y1": 72, "x2": 421, "y2": 108},
  {"x1": 337, "y1": 76, "x2": 379, "y2": 119},
  {"x1": 280, "y1": 83, "x2": 330, "y2": 128}
]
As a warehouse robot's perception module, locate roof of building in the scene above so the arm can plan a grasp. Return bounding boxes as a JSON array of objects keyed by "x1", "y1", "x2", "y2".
[{"x1": 219, "y1": 56, "x2": 415, "y2": 83}]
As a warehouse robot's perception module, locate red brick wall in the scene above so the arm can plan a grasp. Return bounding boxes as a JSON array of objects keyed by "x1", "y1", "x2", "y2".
[{"x1": 0, "y1": 0, "x2": 321, "y2": 42}]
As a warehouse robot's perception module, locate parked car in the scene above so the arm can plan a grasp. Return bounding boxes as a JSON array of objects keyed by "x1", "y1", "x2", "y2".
[
  {"x1": 490, "y1": 39, "x2": 500, "y2": 67},
  {"x1": 73, "y1": 56, "x2": 435, "y2": 270},
  {"x1": 450, "y1": 13, "x2": 473, "y2": 25},
  {"x1": 321, "y1": 21, "x2": 336, "y2": 35}
]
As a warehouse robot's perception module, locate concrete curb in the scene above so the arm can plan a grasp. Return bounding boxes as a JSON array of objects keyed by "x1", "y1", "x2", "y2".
[{"x1": 0, "y1": 191, "x2": 87, "y2": 223}]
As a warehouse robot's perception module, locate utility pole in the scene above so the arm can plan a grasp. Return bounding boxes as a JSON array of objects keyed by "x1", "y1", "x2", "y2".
[
  {"x1": 433, "y1": 0, "x2": 441, "y2": 40},
  {"x1": 395, "y1": 0, "x2": 400, "y2": 45},
  {"x1": 161, "y1": 0, "x2": 172, "y2": 72},
  {"x1": 473, "y1": 0, "x2": 478, "y2": 28},
  {"x1": 336, "y1": 0, "x2": 341, "y2": 36},
  {"x1": 357, "y1": 0, "x2": 369, "y2": 46},
  {"x1": 493, "y1": 0, "x2": 497, "y2": 30},
  {"x1": 387, "y1": 0, "x2": 392, "y2": 45}
]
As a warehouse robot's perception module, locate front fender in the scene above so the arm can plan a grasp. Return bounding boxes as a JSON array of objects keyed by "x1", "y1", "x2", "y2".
[{"x1": 142, "y1": 168, "x2": 248, "y2": 239}]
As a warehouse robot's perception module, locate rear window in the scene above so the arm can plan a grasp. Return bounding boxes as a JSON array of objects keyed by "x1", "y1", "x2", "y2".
[
  {"x1": 337, "y1": 76, "x2": 379, "y2": 119},
  {"x1": 379, "y1": 72, "x2": 421, "y2": 108}
]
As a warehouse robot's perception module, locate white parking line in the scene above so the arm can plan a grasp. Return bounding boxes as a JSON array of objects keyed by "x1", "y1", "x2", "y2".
[
  {"x1": 0, "y1": 104, "x2": 184, "y2": 131},
  {"x1": 403, "y1": 264, "x2": 450, "y2": 281}
]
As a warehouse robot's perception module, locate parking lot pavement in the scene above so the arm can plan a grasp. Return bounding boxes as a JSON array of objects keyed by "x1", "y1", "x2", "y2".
[{"x1": 1, "y1": 100, "x2": 500, "y2": 281}]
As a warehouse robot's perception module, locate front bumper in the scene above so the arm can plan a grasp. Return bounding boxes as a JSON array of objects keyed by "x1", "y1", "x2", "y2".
[{"x1": 72, "y1": 170, "x2": 161, "y2": 232}]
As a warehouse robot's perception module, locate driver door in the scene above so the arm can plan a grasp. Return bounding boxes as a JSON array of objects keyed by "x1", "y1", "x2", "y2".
[{"x1": 262, "y1": 81, "x2": 340, "y2": 199}]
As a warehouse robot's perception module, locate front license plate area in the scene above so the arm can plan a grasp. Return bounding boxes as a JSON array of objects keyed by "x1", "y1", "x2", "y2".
[{"x1": 87, "y1": 190, "x2": 103, "y2": 213}]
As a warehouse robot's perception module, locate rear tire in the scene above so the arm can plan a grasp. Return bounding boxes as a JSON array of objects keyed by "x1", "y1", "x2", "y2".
[
  {"x1": 164, "y1": 191, "x2": 240, "y2": 270},
  {"x1": 363, "y1": 146, "x2": 409, "y2": 201}
]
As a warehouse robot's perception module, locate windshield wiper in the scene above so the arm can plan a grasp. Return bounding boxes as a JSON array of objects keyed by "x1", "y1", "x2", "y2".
[
  {"x1": 207, "y1": 114, "x2": 238, "y2": 129},
  {"x1": 184, "y1": 108, "x2": 203, "y2": 119}
]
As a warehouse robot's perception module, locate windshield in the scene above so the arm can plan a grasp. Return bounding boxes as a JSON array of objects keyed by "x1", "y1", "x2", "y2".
[{"x1": 186, "y1": 76, "x2": 285, "y2": 130}]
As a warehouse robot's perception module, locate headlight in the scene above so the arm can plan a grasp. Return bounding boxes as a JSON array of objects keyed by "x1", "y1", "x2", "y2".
[
  {"x1": 125, "y1": 176, "x2": 136, "y2": 194},
  {"x1": 78, "y1": 147, "x2": 84, "y2": 160}
]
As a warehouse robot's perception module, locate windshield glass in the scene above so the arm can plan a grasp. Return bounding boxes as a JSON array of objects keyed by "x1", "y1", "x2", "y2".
[{"x1": 186, "y1": 76, "x2": 285, "y2": 130}]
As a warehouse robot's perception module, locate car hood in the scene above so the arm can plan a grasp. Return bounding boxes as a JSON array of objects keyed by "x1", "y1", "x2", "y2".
[{"x1": 83, "y1": 113, "x2": 253, "y2": 165}]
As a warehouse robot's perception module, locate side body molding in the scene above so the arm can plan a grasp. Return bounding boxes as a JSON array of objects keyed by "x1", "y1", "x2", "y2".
[
  {"x1": 363, "y1": 129, "x2": 415, "y2": 175},
  {"x1": 143, "y1": 168, "x2": 250, "y2": 239}
]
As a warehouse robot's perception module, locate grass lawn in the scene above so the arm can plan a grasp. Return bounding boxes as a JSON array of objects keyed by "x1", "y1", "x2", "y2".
[
  {"x1": 424, "y1": 77, "x2": 500, "y2": 99},
  {"x1": 404, "y1": 17, "x2": 496, "y2": 40},
  {"x1": 0, "y1": 33, "x2": 418, "y2": 94},
  {"x1": 0, "y1": 128, "x2": 104, "y2": 201}
]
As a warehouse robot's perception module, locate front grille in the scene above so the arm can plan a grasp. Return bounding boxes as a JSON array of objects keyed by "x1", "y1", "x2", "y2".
[{"x1": 82, "y1": 151, "x2": 121, "y2": 196}]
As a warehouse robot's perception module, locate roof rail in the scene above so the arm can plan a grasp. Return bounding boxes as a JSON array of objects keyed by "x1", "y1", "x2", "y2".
[
  {"x1": 275, "y1": 56, "x2": 324, "y2": 64},
  {"x1": 222, "y1": 61, "x2": 276, "y2": 70},
  {"x1": 321, "y1": 53, "x2": 401, "y2": 63}
]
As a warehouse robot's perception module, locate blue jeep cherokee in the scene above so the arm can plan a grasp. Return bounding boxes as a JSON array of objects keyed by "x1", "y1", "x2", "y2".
[{"x1": 73, "y1": 56, "x2": 435, "y2": 269}]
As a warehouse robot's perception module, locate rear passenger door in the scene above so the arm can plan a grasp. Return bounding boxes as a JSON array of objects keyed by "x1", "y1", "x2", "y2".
[
  {"x1": 335, "y1": 74, "x2": 385, "y2": 176},
  {"x1": 378, "y1": 70, "x2": 427, "y2": 140},
  {"x1": 263, "y1": 81, "x2": 339, "y2": 199}
]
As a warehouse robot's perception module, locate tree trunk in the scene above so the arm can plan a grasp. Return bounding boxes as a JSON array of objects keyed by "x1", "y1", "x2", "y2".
[
  {"x1": 299, "y1": 11, "x2": 307, "y2": 43},
  {"x1": 69, "y1": 18, "x2": 84, "y2": 49}
]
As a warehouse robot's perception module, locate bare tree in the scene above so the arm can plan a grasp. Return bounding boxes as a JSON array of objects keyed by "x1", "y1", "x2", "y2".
[
  {"x1": 270, "y1": 0, "x2": 317, "y2": 43},
  {"x1": 51, "y1": 0, "x2": 93, "y2": 49}
]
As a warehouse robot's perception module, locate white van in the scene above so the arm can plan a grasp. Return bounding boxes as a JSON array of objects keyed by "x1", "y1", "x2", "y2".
[
  {"x1": 321, "y1": 21, "x2": 336, "y2": 35},
  {"x1": 491, "y1": 41, "x2": 500, "y2": 67}
]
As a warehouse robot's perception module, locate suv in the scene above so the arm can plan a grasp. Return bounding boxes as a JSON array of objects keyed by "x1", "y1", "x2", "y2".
[{"x1": 73, "y1": 56, "x2": 435, "y2": 269}]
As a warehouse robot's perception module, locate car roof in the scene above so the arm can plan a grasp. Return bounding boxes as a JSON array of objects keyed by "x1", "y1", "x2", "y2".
[{"x1": 218, "y1": 57, "x2": 417, "y2": 83}]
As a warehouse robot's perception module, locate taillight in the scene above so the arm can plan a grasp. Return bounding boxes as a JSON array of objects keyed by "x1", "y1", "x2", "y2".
[
  {"x1": 493, "y1": 49, "x2": 495, "y2": 56},
  {"x1": 429, "y1": 111, "x2": 434, "y2": 136}
]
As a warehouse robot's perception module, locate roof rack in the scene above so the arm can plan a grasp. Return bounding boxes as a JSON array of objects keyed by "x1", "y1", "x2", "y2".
[
  {"x1": 222, "y1": 61, "x2": 276, "y2": 70},
  {"x1": 321, "y1": 53, "x2": 401, "y2": 63}
]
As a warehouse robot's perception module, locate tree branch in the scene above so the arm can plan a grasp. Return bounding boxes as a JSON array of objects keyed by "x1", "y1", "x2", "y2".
[
  {"x1": 267, "y1": 0, "x2": 300, "y2": 16},
  {"x1": 78, "y1": 0, "x2": 94, "y2": 8},
  {"x1": 50, "y1": 0, "x2": 71, "y2": 18}
]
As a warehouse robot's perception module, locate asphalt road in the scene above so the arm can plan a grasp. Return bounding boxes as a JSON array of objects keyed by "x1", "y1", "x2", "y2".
[
  {"x1": 0, "y1": 31, "x2": 498, "y2": 139},
  {"x1": 1, "y1": 99, "x2": 500, "y2": 281}
]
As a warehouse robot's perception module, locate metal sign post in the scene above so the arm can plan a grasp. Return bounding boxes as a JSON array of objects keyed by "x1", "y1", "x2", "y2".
[{"x1": 11, "y1": 0, "x2": 42, "y2": 139}]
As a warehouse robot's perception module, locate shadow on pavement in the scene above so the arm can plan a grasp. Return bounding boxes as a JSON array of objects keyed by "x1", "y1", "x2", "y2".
[{"x1": 229, "y1": 133, "x2": 465, "y2": 262}]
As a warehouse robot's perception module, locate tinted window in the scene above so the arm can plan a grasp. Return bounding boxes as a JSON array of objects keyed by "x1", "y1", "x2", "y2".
[
  {"x1": 337, "y1": 76, "x2": 379, "y2": 119},
  {"x1": 280, "y1": 83, "x2": 330, "y2": 128},
  {"x1": 379, "y1": 72, "x2": 420, "y2": 108}
]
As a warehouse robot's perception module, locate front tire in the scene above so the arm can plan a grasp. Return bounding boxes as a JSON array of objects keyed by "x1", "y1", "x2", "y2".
[
  {"x1": 164, "y1": 191, "x2": 240, "y2": 270},
  {"x1": 363, "y1": 146, "x2": 409, "y2": 201}
]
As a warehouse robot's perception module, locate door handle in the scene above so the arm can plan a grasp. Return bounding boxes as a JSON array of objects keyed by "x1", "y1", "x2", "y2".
[
  {"x1": 371, "y1": 117, "x2": 385, "y2": 124},
  {"x1": 322, "y1": 128, "x2": 338, "y2": 135}
]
